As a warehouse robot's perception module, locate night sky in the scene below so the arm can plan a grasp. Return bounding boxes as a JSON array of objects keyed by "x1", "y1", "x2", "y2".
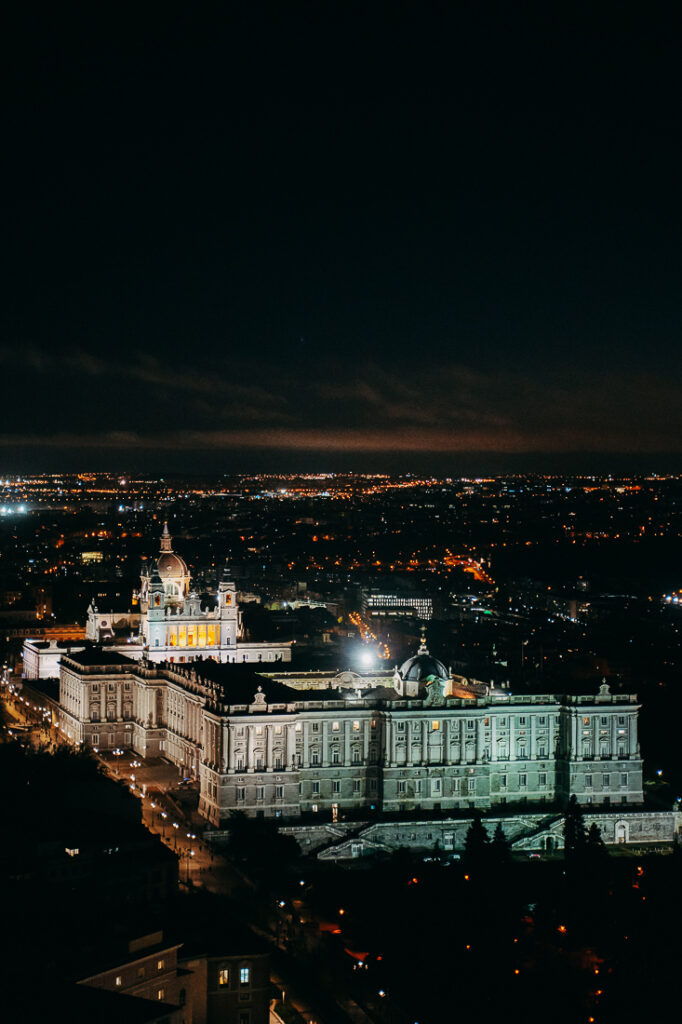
[{"x1": 3, "y1": 4, "x2": 682, "y2": 473}]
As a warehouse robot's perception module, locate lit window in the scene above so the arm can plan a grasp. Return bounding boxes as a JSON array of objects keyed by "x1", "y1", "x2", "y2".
[
  {"x1": 115, "y1": 976, "x2": 122, "y2": 987},
  {"x1": 157, "y1": 988, "x2": 165, "y2": 1000},
  {"x1": 295, "y1": 722, "x2": 302, "y2": 732},
  {"x1": 240, "y1": 968, "x2": 250, "y2": 985},
  {"x1": 431, "y1": 720, "x2": 440, "y2": 731},
  {"x1": 583, "y1": 716, "x2": 590, "y2": 726},
  {"x1": 332, "y1": 721, "x2": 340, "y2": 731},
  {"x1": 353, "y1": 720, "x2": 360, "y2": 731},
  {"x1": 157, "y1": 959, "x2": 165, "y2": 971},
  {"x1": 219, "y1": 968, "x2": 230, "y2": 986}
]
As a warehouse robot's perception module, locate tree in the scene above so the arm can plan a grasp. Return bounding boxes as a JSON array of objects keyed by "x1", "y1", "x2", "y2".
[
  {"x1": 226, "y1": 811, "x2": 300, "y2": 880},
  {"x1": 464, "y1": 813, "x2": 490, "y2": 862},
  {"x1": 490, "y1": 821, "x2": 511, "y2": 865},
  {"x1": 563, "y1": 795, "x2": 587, "y2": 858}
]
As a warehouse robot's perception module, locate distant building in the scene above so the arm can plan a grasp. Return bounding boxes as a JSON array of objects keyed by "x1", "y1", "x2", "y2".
[
  {"x1": 362, "y1": 587, "x2": 433, "y2": 620},
  {"x1": 22, "y1": 524, "x2": 291, "y2": 678}
]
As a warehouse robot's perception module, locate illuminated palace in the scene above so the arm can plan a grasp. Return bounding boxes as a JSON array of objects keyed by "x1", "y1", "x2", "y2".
[
  {"x1": 53, "y1": 636, "x2": 679, "y2": 852},
  {"x1": 22, "y1": 524, "x2": 291, "y2": 679}
]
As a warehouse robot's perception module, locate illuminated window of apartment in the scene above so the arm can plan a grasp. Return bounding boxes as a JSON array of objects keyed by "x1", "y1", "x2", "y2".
[
  {"x1": 219, "y1": 968, "x2": 230, "y2": 986},
  {"x1": 332, "y1": 721, "x2": 340, "y2": 731},
  {"x1": 240, "y1": 967, "x2": 250, "y2": 985},
  {"x1": 583, "y1": 716, "x2": 590, "y2": 726},
  {"x1": 353, "y1": 720, "x2": 360, "y2": 731},
  {"x1": 115, "y1": 976, "x2": 122, "y2": 987},
  {"x1": 275, "y1": 725, "x2": 282, "y2": 735},
  {"x1": 295, "y1": 722, "x2": 302, "y2": 732},
  {"x1": 157, "y1": 988, "x2": 165, "y2": 1000},
  {"x1": 371, "y1": 720, "x2": 377, "y2": 730},
  {"x1": 431, "y1": 720, "x2": 440, "y2": 731},
  {"x1": 157, "y1": 959, "x2": 165, "y2": 971},
  {"x1": 255, "y1": 726, "x2": 263, "y2": 737}
]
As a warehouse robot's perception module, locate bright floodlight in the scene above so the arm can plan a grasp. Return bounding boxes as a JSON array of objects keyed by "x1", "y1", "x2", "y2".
[{"x1": 359, "y1": 649, "x2": 375, "y2": 667}]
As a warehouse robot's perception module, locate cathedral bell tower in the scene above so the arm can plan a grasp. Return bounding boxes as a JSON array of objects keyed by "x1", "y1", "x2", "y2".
[
  {"x1": 218, "y1": 563, "x2": 239, "y2": 647},
  {"x1": 145, "y1": 562, "x2": 166, "y2": 649}
]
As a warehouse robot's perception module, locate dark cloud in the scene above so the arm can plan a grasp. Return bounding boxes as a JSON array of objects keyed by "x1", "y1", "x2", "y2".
[{"x1": 3, "y1": 348, "x2": 682, "y2": 459}]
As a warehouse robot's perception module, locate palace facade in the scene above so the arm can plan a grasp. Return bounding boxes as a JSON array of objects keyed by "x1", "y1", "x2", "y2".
[{"x1": 56, "y1": 638, "x2": 646, "y2": 829}]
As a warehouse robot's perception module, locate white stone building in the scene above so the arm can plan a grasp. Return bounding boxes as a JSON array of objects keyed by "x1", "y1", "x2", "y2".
[
  {"x1": 56, "y1": 638, "x2": 653, "y2": 841},
  {"x1": 22, "y1": 524, "x2": 291, "y2": 678}
]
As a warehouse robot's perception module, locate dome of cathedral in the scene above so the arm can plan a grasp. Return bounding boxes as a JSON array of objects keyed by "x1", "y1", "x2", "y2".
[
  {"x1": 399, "y1": 651, "x2": 450, "y2": 682},
  {"x1": 157, "y1": 551, "x2": 188, "y2": 579}
]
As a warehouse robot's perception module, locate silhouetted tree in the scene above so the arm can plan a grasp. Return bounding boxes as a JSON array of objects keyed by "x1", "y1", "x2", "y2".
[
  {"x1": 464, "y1": 813, "x2": 490, "y2": 862},
  {"x1": 563, "y1": 795, "x2": 587, "y2": 859},
  {"x1": 490, "y1": 821, "x2": 511, "y2": 865}
]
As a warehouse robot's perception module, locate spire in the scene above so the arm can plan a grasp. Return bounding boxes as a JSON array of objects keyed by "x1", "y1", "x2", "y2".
[
  {"x1": 150, "y1": 560, "x2": 164, "y2": 590},
  {"x1": 218, "y1": 560, "x2": 233, "y2": 589},
  {"x1": 160, "y1": 522, "x2": 173, "y2": 552}
]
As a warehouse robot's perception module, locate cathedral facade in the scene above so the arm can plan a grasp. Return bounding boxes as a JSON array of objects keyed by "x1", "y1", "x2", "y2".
[{"x1": 22, "y1": 525, "x2": 291, "y2": 678}]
